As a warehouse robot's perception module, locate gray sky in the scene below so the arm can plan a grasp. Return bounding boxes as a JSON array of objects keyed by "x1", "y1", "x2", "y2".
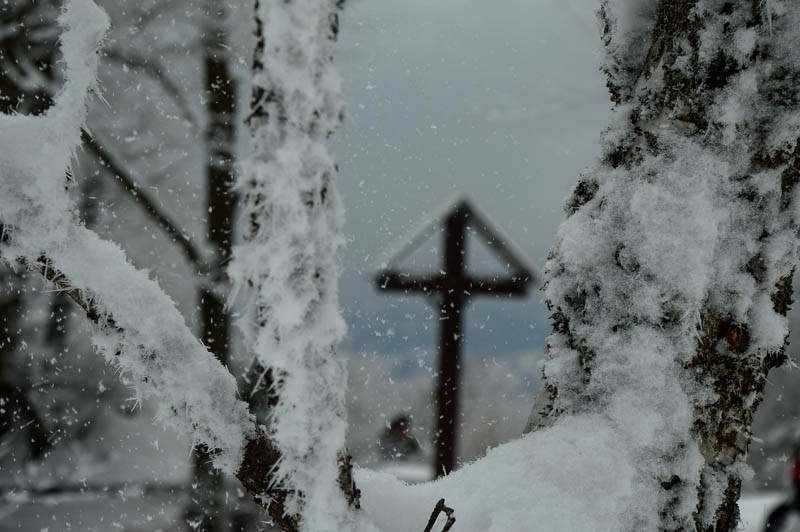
[{"x1": 330, "y1": 0, "x2": 611, "y2": 367}]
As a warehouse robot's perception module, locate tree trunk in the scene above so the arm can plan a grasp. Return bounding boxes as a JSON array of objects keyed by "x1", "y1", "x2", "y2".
[
  {"x1": 185, "y1": 3, "x2": 238, "y2": 531},
  {"x1": 529, "y1": 1, "x2": 800, "y2": 529},
  {"x1": 228, "y1": 0, "x2": 362, "y2": 529}
]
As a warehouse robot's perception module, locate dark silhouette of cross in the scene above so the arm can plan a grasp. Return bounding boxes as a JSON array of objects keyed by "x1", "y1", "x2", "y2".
[{"x1": 375, "y1": 197, "x2": 535, "y2": 477}]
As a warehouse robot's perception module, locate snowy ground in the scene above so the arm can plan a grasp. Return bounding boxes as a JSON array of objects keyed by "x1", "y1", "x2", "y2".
[
  {"x1": 740, "y1": 492, "x2": 793, "y2": 532},
  {"x1": 0, "y1": 490, "x2": 791, "y2": 531}
]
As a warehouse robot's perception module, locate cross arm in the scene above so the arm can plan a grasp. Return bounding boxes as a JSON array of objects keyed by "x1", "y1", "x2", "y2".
[
  {"x1": 375, "y1": 270, "x2": 443, "y2": 295},
  {"x1": 464, "y1": 275, "x2": 532, "y2": 296}
]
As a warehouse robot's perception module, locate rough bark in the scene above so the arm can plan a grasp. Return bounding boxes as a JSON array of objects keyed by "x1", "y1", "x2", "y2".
[{"x1": 529, "y1": 1, "x2": 800, "y2": 529}]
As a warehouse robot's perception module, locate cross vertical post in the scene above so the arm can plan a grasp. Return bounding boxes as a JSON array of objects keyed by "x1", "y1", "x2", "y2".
[
  {"x1": 375, "y1": 197, "x2": 536, "y2": 479},
  {"x1": 435, "y1": 205, "x2": 468, "y2": 476}
]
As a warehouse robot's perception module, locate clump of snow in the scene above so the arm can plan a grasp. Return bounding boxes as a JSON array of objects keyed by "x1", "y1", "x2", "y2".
[
  {"x1": 731, "y1": 27, "x2": 758, "y2": 64},
  {"x1": 713, "y1": 70, "x2": 759, "y2": 146},
  {"x1": 0, "y1": 0, "x2": 252, "y2": 472}
]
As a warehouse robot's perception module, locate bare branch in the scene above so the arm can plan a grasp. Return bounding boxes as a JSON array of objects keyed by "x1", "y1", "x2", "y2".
[
  {"x1": 0, "y1": 52, "x2": 59, "y2": 95},
  {"x1": 103, "y1": 49, "x2": 198, "y2": 128},
  {"x1": 80, "y1": 129, "x2": 205, "y2": 269},
  {"x1": 423, "y1": 499, "x2": 456, "y2": 532}
]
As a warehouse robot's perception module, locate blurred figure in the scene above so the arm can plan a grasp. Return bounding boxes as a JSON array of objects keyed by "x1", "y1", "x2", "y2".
[
  {"x1": 379, "y1": 414, "x2": 422, "y2": 461},
  {"x1": 764, "y1": 444, "x2": 800, "y2": 531}
]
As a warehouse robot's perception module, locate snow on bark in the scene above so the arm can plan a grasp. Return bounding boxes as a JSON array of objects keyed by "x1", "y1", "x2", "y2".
[
  {"x1": 228, "y1": 1, "x2": 364, "y2": 530},
  {"x1": 0, "y1": 0, "x2": 253, "y2": 473},
  {"x1": 597, "y1": 0, "x2": 659, "y2": 104}
]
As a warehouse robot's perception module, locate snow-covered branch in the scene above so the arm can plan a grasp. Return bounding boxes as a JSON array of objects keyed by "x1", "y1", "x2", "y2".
[
  {"x1": 103, "y1": 48, "x2": 199, "y2": 129},
  {"x1": 0, "y1": 0, "x2": 252, "y2": 473},
  {"x1": 0, "y1": 2, "x2": 206, "y2": 272}
]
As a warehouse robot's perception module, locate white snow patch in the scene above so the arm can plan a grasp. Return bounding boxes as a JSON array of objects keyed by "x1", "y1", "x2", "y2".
[{"x1": 358, "y1": 415, "x2": 654, "y2": 532}]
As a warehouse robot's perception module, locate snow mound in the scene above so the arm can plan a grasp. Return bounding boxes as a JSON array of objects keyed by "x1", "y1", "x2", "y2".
[{"x1": 359, "y1": 415, "x2": 657, "y2": 532}]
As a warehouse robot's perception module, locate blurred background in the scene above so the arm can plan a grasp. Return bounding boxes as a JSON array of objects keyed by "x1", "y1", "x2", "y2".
[{"x1": 0, "y1": 0, "x2": 797, "y2": 530}]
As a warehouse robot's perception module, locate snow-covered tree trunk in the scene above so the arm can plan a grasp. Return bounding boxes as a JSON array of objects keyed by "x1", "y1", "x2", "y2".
[
  {"x1": 227, "y1": 0, "x2": 363, "y2": 530},
  {"x1": 528, "y1": 1, "x2": 800, "y2": 529}
]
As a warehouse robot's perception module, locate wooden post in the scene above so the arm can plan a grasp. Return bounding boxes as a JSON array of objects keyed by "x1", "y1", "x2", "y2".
[{"x1": 435, "y1": 205, "x2": 467, "y2": 475}]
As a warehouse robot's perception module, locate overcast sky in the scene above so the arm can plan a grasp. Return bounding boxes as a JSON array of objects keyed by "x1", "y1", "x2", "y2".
[{"x1": 329, "y1": 0, "x2": 610, "y2": 370}]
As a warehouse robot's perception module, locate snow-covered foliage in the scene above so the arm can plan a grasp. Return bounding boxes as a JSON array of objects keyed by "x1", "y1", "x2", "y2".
[
  {"x1": 4, "y1": 0, "x2": 799, "y2": 529},
  {"x1": 228, "y1": 0, "x2": 363, "y2": 529},
  {"x1": 0, "y1": 0, "x2": 252, "y2": 473}
]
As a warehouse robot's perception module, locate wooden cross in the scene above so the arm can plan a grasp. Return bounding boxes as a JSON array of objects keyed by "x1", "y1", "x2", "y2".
[{"x1": 375, "y1": 197, "x2": 536, "y2": 477}]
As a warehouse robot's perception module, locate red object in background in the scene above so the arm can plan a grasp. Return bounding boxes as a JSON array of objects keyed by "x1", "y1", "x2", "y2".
[{"x1": 792, "y1": 459, "x2": 800, "y2": 486}]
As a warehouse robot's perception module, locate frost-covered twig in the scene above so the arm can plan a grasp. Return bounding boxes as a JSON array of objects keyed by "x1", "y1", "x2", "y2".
[
  {"x1": 80, "y1": 130, "x2": 205, "y2": 268},
  {"x1": 0, "y1": 7, "x2": 205, "y2": 271},
  {"x1": 422, "y1": 499, "x2": 455, "y2": 532},
  {"x1": 1, "y1": 232, "x2": 299, "y2": 528}
]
